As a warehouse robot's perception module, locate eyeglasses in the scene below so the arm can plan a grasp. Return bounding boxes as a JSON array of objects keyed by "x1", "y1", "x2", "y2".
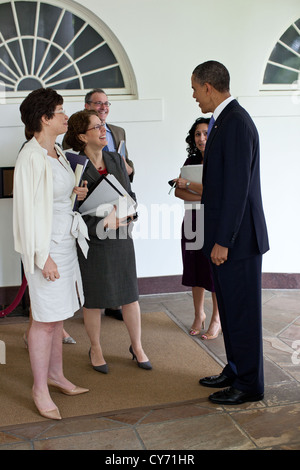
[
  {"x1": 53, "y1": 109, "x2": 66, "y2": 115},
  {"x1": 87, "y1": 101, "x2": 111, "y2": 107},
  {"x1": 86, "y1": 123, "x2": 106, "y2": 132}
]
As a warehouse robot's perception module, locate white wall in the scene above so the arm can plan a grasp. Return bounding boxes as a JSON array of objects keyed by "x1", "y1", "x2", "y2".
[{"x1": 0, "y1": 0, "x2": 300, "y2": 286}]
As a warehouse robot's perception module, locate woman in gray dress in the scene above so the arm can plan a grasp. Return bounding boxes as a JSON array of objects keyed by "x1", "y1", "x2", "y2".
[{"x1": 64, "y1": 110, "x2": 152, "y2": 373}]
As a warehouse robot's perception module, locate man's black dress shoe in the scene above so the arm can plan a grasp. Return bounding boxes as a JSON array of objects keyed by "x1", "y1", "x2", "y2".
[
  {"x1": 199, "y1": 373, "x2": 234, "y2": 388},
  {"x1": 209, "y1": 387, "x2": 264, "y2": 405},
  {"x1": 104, "y1": 308, "x2": 123, "y2": 321}
]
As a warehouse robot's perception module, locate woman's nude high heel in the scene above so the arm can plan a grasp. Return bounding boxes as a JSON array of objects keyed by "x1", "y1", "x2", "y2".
[
  {"x1": 36, "y1": 406, "x2": 62, "y2": 420},
  {"x1": 47, "y1": 378, "x2": 89, "y2": 396},
  {"x1": 32, "y1": 392, "x2": 61, "y2": 420}
]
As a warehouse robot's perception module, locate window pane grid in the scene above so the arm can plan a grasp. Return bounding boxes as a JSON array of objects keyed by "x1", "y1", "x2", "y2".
[
  {"x1": 0, "y1": 0, "x2": 132, "y2": 98},
  {"x1": 263, "y1": 18, "x2": 300, "y2": 89}
]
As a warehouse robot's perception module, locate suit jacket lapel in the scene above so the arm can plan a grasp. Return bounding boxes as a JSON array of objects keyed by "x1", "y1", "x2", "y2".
[
  {"x1": 203, "y1": 99, "x2": 239, "y2": 183},
  {"x1": 83, "y1": 160, "x2": 100, "y2": 185},
  {"x1": 82, "y1": 151, "x2": 131, "y2": 196}
]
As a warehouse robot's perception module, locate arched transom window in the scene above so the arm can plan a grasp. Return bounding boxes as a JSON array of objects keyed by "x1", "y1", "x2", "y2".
[
  {"x1": 0, "y1": 0, "x2": 137, "y2": 99},
  {"x1": 263, "y1": 18, "x2": 300, "y2": 90}
]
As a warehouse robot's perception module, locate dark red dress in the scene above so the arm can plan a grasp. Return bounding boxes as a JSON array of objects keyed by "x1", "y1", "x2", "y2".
[{"x1": 181, "y1": 156, "x2": 215, "y2": 291}]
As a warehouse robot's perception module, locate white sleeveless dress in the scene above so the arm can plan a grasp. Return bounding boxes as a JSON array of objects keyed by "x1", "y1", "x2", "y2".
[{"x1": 25, "y1": 154, "x2": 85, "y2": 322}]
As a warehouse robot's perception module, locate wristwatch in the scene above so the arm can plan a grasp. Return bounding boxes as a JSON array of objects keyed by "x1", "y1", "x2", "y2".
[{"x1": 186, "y1": 181, "x2": 191, "y2": 188}]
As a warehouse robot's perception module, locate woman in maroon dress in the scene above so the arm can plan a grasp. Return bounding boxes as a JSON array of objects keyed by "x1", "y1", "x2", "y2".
[{"x1": 174, "y1": 118, "x2": 221, "y2": 339}]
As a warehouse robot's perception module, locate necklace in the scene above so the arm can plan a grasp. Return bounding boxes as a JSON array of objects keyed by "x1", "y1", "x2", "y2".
[{"x1": 54, "y1": 148, "x2": 68, "y2": 171}]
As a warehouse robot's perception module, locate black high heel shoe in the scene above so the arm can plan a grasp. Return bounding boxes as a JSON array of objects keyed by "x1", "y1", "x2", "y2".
[
  {"x1": 129, "y1": 345, "x2": 152, "y2": 370},
  {"x1": 88, "y1": 348, "x2": 108, "y2": 374}
]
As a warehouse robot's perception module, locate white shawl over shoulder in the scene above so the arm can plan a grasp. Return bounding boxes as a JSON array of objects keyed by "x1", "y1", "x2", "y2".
[{"x1": 13, "y1": 137, "x2": 53, "y2": 274}]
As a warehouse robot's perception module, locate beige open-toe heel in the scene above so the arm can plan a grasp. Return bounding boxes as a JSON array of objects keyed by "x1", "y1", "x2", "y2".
[
  {"x1": 189, "y1": 316, "x2": 206, "y2": 336},
  {"x1": 201, "y1": 326, "x2": 222, "y2": 340}
]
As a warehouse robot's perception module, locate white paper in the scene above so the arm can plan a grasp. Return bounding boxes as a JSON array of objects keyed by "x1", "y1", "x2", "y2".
[
  {"x1": 180, "y1": 164, "x2": 203, "y2": 207},
  {"x1": 79, "y1": 174, "x2": 136, "y2": 218},
  {"x1": 65, "y1": 152, "x2": 89, "y2": 209},
  {"x1": 71, "y1": 163, "x2": 84, "y2": 207},
  {"x1": 180, "y1": 164, "x2": 203, "y2": 183},
  {"x1": 117, "y1": 140, "x2": 126, "y2": 158}
]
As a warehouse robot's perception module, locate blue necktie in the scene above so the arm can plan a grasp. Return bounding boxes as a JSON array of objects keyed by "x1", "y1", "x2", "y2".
[{"x1": 207, "y1": 116, "x2": 215, "y2": 137}]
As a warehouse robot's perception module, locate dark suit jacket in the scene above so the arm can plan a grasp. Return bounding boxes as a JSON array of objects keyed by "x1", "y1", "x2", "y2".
[
  {"x1": 107, "y1": 123, "x2": 135, "y2": 181},
  {"x1": 107, "y1": 124, "x2": 126, "y2": 154},
  {"x1": 202, "y1": 99, "x2": 269, "y2": 261}
]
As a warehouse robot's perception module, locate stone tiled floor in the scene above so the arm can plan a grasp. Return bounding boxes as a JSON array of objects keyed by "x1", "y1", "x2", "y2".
[{"x1": 0, "y1": 289, "x2": 299, "y2": 450}]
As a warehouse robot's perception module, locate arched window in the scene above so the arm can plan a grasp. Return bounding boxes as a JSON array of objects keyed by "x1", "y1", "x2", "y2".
[
  {"x1": 0, "y1": 0, "x2": 137, "y2": 99},
  {"x1": 262, "y1": 18, "x2": 300, "y2": 90}
]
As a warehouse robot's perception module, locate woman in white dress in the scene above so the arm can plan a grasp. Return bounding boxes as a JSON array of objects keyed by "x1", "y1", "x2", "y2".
[{"x1": 13, "y1": 88, "x2": 90, "y2": 420}]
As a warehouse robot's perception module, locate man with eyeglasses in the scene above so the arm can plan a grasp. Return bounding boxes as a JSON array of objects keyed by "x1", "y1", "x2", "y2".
[{"x1": 84, "y1": 88, "x2": 134, "y2": 182}]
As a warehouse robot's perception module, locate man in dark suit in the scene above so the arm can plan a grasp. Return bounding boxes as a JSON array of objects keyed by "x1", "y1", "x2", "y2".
[{"x1": 191, "y1": 61, "x2": 269, "y2": 405}]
